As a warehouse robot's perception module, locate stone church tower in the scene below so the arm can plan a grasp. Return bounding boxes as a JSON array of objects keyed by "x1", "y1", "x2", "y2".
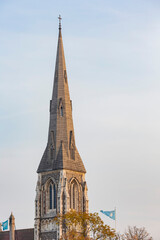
[{"x1": 34, "y1": 17, "x2": 89, "y2": 240}]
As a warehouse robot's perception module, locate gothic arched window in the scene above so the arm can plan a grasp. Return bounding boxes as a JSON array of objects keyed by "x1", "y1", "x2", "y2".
[
  {"x1": 70, "y1": 180, "x2": 78, "y2": 211},
  {"x1": 49, "y1": 182, "x2": 57, "y2": 210}
]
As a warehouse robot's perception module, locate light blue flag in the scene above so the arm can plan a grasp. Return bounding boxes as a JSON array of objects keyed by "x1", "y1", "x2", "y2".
[
  {"x1": 100, "y1": 210, "x2": 115, "y2": 220},
  {"x1": 2, "y1": 220, "x2": 8, "y2": 231}
]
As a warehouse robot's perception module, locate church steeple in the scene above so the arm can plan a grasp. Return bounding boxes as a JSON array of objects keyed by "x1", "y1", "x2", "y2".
[
  {"x1": 37, "y1": 17, "x2": 86, "y2": 173},
  {"x1": 35, "y1": 19, "x2": 89, "y2": 240}
]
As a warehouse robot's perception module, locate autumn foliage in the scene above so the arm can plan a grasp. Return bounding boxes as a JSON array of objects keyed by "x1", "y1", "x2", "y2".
[{"x1": 54, "y1": 210, "x2": 115, "y2": 240}]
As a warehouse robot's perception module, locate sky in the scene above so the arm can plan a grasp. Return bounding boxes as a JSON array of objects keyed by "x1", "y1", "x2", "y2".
[{"x1": 0, "y1": 0, "x2": 160, "y2": 239}]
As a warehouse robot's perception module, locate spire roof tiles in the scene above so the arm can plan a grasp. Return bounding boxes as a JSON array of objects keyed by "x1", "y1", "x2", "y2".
[{"x1": 37, "y1": 20, "x2": 86, "y2": 174}]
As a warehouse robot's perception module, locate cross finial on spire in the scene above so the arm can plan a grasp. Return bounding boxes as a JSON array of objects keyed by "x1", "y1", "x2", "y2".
[{"x1": 58, "y1": 15, "x2": 62, "y2": 29}]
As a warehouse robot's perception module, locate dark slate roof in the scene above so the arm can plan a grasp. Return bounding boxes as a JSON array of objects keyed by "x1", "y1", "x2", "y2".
[
  {"x1": 0, "y1": 228, "x2": 34, "y2": 240},
  {"x1": 0, "y1": 231, "x2": 9, "y2": 240},
  {"x1": 37, "y1": 25, "x2": 86, "y2": 174}
]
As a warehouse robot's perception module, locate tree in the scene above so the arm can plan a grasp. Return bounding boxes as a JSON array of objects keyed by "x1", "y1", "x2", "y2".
[
  {"x1": 116, "y1": 226, "x2": 152, "y2": 240},
  {"x1": 54, "y1": 210, "x2": 115, "y2": 240}
]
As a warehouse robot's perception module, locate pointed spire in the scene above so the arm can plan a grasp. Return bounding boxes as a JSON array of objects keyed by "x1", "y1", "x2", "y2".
[{"x1": 37, "y1": 18, "x2": 86, "y2": 173}]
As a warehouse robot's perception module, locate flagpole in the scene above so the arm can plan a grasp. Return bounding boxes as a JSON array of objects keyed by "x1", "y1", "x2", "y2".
[{"x1": 115, "y1": 207, "x2": 116, "y2": 232}]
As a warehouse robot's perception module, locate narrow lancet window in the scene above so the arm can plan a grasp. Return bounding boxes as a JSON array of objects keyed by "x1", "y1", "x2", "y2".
[
  {"x1": 61, "y1": 106, "x2": 63, "y2": 116},
  {"x1": 49, "y1": 184, "x2": 53, "y2": 209},
  {"x1": 48, "y1": 182, "x2": 56, "y2": 210},
  {"x1": 73, "y1": 183, "x2": 76, "y2": 209},
  {"x1": 70, "y1": 180, "x2": 78, "y2": 210},
  {"x1": 62, "y1": 192, "x2": 65, "y2": 214},
  {"x1": 54, "y1": 184, "x2": 57, "y2": 209}
]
